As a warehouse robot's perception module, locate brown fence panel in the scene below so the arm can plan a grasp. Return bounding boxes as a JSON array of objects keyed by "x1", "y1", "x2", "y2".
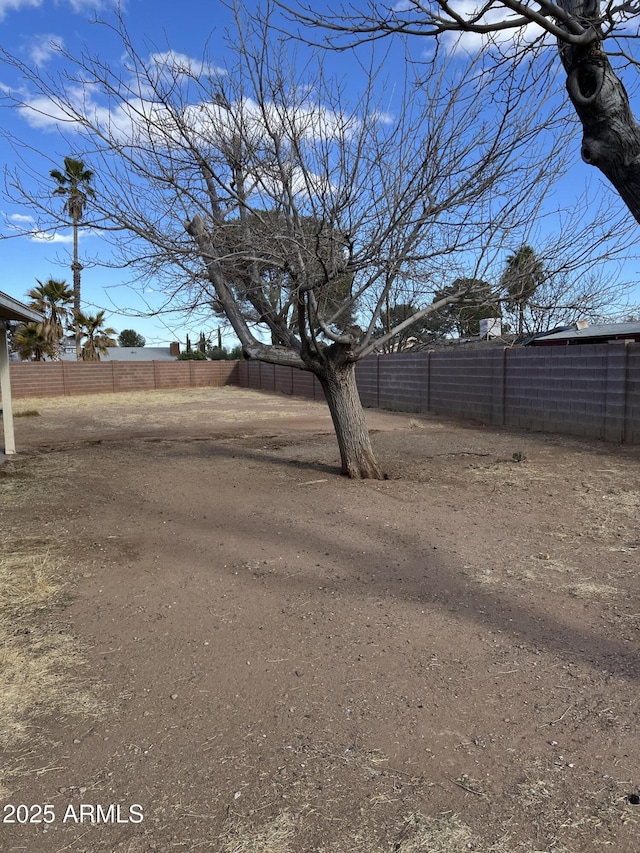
[
  {"x1": 291, "y1": 369, "x2": 315, "y2": 398},
  {"x1": 113, "y1": 363, "x2": 156, "y2": 392},
  {"x1": 191, "y1": 361, "x2": 239, "y2": 387},
  {"x1": 62, "y1": 362, "x2": 114, "y2": 395},
  {"x1": 7, "y1": 362, "x2": 66, "y2": 398},
  {"x1": 274, "y1": 365, "x2": 294, "y2": 395},
  {"x1": 9, "y1": 360, "x2": 241, "y2": 398}
]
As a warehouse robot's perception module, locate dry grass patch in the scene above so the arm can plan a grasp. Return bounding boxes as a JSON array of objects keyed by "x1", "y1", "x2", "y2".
[
  {"x1": 13, "y1": 387, "x2": 331, "y2": 435},
  {"x1": 0, "y1": 545, "x2": 102, "y2": 796},
  {"x1": 565, "y1": 581, "x2": 619, "y2": 599},
  {"x1": 0, "y1": 455, "x2": 81, "y2": 507},
  {"x1": 390, "y1": 813, "x2": 474, "y2": 852},
  {"x1": 220, "y1": 812, "x2": 479, "y2": 853},
  {"x1": 219, "y1": 812, "x2": 297, "y2": 853}
]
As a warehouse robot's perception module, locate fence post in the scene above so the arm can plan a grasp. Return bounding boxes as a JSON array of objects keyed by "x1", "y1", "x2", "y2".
[
  {"x1": 491, "y1": 348, "x2": 507, "y2": 426},
  {"x1": 418, "y1": 352, "x2": 428, "y2": 412},
  {"x1": 604, "y1": 341, "x2": 629, "y2": 443}
]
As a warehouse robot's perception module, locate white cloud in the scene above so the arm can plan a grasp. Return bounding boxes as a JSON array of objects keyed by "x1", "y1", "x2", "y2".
[
  {"x1": 4, "y1": 213, "x2": 101, "y2": 243},
  {"x1": 0, "y1": 0, "x2": 42, "y2": 21},
  {"x1": 27, "y1": 34, "x2": 65, "y2": 66},
  {"x1": 14, "y1": 51, "x2": 387, "y2": 204},
  {"x1": 67, "y1": 0, "x2": 116, "y2": 12},
  {"x1": 7, "y1": 212, "x2": 35, "y2": 224},
  {"x1": 0, "y1": 0, "x2": 115, "y2": 21},
  {"x1": 432, "y1": 2, "x2": 548, "y2": 55},
  {"x1": 149, "y1": 50, "x2": 227, "y2": 81},
  {"x1": 29, "y1": 230, "x2": 75, "y2": 244},
  {"x1": 28, "y1": 227, "x2": 102, "y2": 243},
  {"x1": 19, "y1": 79, "x2": 363, "y2": 150}
]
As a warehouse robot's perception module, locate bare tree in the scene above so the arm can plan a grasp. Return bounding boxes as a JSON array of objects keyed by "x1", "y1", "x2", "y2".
[
  {"x1": 0, "y1": 4, "x2": 631, "y2": 476},
  {"x1": 283, "y1": 0, "x2": 640, "y2": 224}
]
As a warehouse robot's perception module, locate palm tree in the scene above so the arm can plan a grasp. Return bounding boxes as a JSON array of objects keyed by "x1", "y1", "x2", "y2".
[
  {"x1": 75, "y1": 310, "x2": 117, "y2": 361},
  {"x1": 13, "y1": 322, "x2": 51, "y2": 361},
  {"x1": 500, "y1": 245, "x2": 545, "y2": 336},
  {"x1": 27, "y1": 278, "x2": 74, "y2": 361},
  {"x1": 50, "y1": 157, "x2": 95, "y2": 358}
]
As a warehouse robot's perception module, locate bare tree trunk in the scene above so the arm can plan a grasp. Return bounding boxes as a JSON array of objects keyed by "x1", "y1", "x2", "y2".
[
  {"x1": 557, "y1": 1, "x2": 640, "y2": 223},
  {"x1": 316, "y1": 361, "x2": 384, "y2": 480}
]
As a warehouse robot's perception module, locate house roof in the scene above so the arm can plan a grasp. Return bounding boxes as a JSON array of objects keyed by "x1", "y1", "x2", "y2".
[
  {"x1": 0, "y1": 290, "x2": 42, "y2": 323},
  {"x1": 529, "y1": 321, "x2": 640, "y2": 344},
  {"x1": 101, "y1": 347, "x2": 177, "y2": 362},
  {"x1": 56, "y1": 339, "x2": 179, "y2": 361}
]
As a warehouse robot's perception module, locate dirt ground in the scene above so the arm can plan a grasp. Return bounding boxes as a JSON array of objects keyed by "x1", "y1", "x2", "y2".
[{"x1": 1, "y1": 386, "x2": 639, "y2": 853}]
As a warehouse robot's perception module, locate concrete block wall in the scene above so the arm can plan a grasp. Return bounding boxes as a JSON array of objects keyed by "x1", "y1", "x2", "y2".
[
  {"x1": 429, "y1": 351, "x2": 497, "y2": 421},
  {"x1": 62, "y1": 362, "x2": 118, "y2": 395},
  {"x1": 234, "y1": 361, "x2": 323, "y2": 400},
  {"x1": 232, "y1": 344, "x2": 640, "y2": 445},
  {"x1": 355, "y1": 358, "x2": 379, "y2": 408},
  {"x1": 626, "y1": 345, "x2": 640, "y2": 444},
  {"x1": 378, "y1": 353, "x2": 426, "y2": 412},
  {"x1": 504, "y1": 346, "x2": 609, "y2": 438}
]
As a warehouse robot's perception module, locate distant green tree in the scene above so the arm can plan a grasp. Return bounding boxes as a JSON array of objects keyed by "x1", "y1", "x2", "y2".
[
  {"x1": 178, "y1": 349, "x2": 208, "y2": 360},
  {"x1": 437, "y1": 279, "x2": 501, "y2": 337},
  {"x1": 375, "y1": 302, "x2": 448, "y2": 352},
  {"x1": 500, "y1": 246, "x2": 545, "y2": 336},
  {"x1": 377, "y1": 280, "x2": 501, "y2": 351},
  {"x1": 197, "y1": 331, "x2": 209, "y2": 355},
  {"x1": 206, "y1": 346, "x2": 228, "y2": 360},
  {"x1": 118, "y1": 329, "x2": 146, "y2": 347}
]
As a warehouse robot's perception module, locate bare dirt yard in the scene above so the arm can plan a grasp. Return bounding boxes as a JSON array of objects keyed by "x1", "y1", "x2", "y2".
[{"x1": 1, "y1": 386, "x2": 639, "y2": 853}]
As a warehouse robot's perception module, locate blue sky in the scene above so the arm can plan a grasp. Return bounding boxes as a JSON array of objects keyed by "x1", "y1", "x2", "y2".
[
  {"x1": 0, "y1": 0, "x2": 249, "y2": 346},
  {"x1": 1, "y1": 0, "x2": 638, "y2": 347}
]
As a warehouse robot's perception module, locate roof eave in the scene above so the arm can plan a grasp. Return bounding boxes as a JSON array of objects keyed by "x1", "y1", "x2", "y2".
[{"x1": 0, "y1": 290, "x2": 43, "y2": 324}]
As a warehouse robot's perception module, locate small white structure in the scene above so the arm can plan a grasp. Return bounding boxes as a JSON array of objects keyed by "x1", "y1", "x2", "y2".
[
  {"x1": 0, "y1": 291, "x2": 42, "y2": 455},
  {"x1": 479, "y1": 318, "x2": 502, "y2": 339}
]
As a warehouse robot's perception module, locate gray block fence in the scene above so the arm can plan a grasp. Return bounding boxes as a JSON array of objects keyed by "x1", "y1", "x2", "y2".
[{"x1": 235, "y1": 342, "x2": 640, "y2": 444}]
